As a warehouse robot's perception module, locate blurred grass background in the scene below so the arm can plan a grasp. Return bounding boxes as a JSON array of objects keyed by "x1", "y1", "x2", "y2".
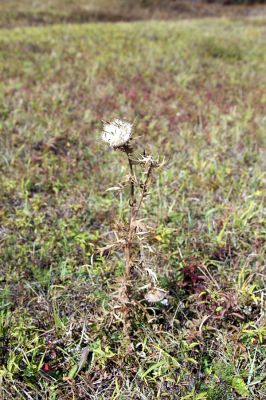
[{"x1": 0, "y1": 0, "x2": 266, "y2": 27}]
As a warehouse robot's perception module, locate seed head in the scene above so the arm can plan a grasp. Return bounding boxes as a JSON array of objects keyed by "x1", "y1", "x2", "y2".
[{"x1": 102, "y1": 119, "x2": 133, "y2": 149}]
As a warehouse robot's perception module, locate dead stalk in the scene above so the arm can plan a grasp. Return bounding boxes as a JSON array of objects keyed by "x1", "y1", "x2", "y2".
[
  {"x1": 101, "y1": 119, "x2": 159, "y2": 335},
  {"x1": 124, "y1": 150, "x2": 156, "y2": 285}
]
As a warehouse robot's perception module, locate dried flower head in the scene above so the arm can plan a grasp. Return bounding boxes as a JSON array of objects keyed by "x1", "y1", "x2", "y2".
[
  {"x1": 102, "y1": 119, "x2": 133, "y2": 148},
  {"x1": 144, "y1": 288, "x2": 167, "y2": 303}
]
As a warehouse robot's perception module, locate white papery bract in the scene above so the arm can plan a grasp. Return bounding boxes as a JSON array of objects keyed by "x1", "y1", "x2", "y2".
[{"x1": 102, "y1": 119, "x2": 133, "y2": 148}]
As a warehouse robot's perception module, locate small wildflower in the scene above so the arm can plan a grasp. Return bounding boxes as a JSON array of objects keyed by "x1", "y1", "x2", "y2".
[{"x1": 102, "y1": 119, "x2": 133, "y2": 148}]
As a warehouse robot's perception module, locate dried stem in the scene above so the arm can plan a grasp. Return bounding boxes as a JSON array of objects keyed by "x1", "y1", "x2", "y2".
[
  {"x1": 124, "y1": 147, "x2": 136, "y2": 282},
  {"x1": 108, "y1": 144, "x2": 158, "y2": 336},
  {"x1": 135, "y1": 161, "x2": 154, "y2": 216},
  {"x1": 123, "y1": 152, "x2": 157, "y2": 284},
  {"x1": 127, "y1": 154, "x2": 135, "y2": 208},
  {"x1": 101, "y1": 120, "x2": 159, "y2": 337}
]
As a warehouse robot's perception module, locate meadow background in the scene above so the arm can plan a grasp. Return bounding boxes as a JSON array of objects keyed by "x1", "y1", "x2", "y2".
[{"x1": 0, "y1": 1, "x2": 266, "y2": 399}]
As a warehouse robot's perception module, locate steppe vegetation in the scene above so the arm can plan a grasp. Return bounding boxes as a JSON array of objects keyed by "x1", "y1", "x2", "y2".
[
  {"x1": 1, "y1": 0, "x2": 266, "y2": 27},
  {"x1": 0, "y1": 2, "x2": 265, "y2": 399}
]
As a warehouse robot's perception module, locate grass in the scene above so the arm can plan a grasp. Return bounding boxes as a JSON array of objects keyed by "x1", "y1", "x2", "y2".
[
  {"x1": 1, "y1": 0, "x2": 266, "y2": 28},
  {"x1": 0, "y1": 15, "x2": 266, "y2": 399}
]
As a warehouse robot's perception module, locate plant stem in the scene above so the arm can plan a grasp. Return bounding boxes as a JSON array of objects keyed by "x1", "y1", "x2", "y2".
[
  {"x1": 122, "y1": 148, "x2": 157, "y2": 335},
  {"x1": 135, "y1": 161, "x2": 153, "y2": 216},
  {"x1": 124, "y1": 153, "x2": 155, "y2": 281},
  {"x1": 127, "y1": 154, "x2": 135, "y2": 208},
  {"x1": 125, "y1": 149, "x2": 136, "y2": 281}
]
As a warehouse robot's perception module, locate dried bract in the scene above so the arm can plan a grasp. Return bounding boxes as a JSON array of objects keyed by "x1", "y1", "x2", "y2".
[{"x1": 145, "y1": 288, "x2": 168, "y2": 303}]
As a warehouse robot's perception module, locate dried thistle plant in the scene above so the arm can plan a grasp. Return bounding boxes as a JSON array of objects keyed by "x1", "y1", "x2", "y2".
[{"x1": 101, "y1": 118, "x2": 163, "y2": 333}]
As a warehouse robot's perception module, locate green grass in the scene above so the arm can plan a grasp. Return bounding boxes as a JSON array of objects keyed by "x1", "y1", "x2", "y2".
[{"x1": 0, "y1": 17, "x2": 266, "y2": 399}]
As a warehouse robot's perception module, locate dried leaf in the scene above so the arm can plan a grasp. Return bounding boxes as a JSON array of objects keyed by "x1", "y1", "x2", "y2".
[
  {"x1": 77, "y1": 346, "x2": 92, "y2": 373},
  {"x1": 105, "y1": 186, "x2": 121, "y2": 192},
  {"x1": 97, "y1": 240, "x2": 124, "y2": 256}
]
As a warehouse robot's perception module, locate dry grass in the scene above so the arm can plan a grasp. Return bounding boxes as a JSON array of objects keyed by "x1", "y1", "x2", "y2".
[
  {"x1": 0, "y1": 0, "x2": 266, "y2": 27},
  {"x1": 0, "y1": 10, "x2": 266, "y2": 400}
]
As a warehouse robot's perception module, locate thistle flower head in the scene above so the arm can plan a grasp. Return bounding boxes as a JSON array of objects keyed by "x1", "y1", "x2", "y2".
[{"x1": 102, "y1": 119, "x2": 133, "y2": 149}]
